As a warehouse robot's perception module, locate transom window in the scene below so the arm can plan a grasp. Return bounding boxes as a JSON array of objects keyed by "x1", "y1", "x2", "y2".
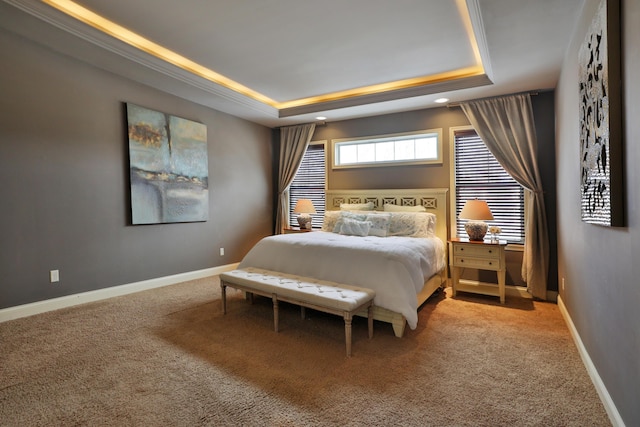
[{"x1": 332, "y1": 129, "x2": 442, "y2": 168}]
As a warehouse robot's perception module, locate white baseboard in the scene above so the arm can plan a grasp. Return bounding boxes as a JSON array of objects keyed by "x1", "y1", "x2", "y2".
[
  {"x1": 0, "y1": 263, "x2": 239, "y2": 323},
  {"x1": 557, "y1": 295, "x2": 625, "y2": 427}
]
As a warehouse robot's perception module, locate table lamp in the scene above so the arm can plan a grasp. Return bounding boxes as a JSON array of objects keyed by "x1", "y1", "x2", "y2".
[
  {"x1": 459, "y1": 199, "x2": 494, "y2": 241},
  {"x1": 293, "y1": 199, "x2": 316, "y2": 230}
]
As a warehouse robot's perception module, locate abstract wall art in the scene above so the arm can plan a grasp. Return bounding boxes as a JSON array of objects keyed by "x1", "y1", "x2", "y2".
[
  {"x1": 126, "y1": 103, "x2": 209, "y2": 224},
  {"x1": 578, "y1": 0, "x2": 623, "y2": 226}
]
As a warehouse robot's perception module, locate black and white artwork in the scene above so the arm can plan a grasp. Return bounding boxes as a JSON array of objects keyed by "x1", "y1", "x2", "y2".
[{"x1": 578, "y1": 0, "x2": 623, "y2": 226}]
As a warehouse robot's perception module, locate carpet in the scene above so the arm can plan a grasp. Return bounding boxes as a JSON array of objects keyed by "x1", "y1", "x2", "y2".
[{"x1": 0, "y1": 276, "x2": 610, "y2": 426}]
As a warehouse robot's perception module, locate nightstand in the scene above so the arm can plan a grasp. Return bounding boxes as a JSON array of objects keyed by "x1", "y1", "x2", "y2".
[
  {"x1": 449, "y1": 238, "x2": 507, "y2": 303},
  {"x1": 283, "y1": 227, "x2": 312, "y2": 234}
]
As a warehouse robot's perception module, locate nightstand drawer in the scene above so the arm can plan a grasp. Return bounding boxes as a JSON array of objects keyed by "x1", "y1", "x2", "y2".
[
  {"x1": 453, "y1": 244, "x2": 500, "y2": 258},
  {"x1": 454, "y1": 256, "x2": 501, "y2": 270}
]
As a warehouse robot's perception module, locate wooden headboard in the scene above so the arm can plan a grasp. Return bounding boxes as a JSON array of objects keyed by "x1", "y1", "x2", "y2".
[{"x1": 325, "y1": 188, "x2": 449, "y2": 242}]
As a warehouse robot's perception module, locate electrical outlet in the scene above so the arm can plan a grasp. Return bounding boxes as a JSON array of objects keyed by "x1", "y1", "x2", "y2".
[
  {"x1": 50, "y1": 270, "x2": 60, "y2": 283},
  {"x1": 220, "y1": 247, "x2": 225, "y2": 256}
]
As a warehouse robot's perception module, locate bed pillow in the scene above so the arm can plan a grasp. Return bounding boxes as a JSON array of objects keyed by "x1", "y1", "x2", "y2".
[
  {"x1": 333, "y1": 217, "x2": 372, "y2": 237},
  {"x1": 383, "y1": 203, "x2": 427, "y2": 212},
  {"x1": 323, "y1": 211, "x2": 372, "y2": 232},
  {"x1": 340, "y1": 202, "x2": 374, "y2": 211},
  {"x1": 387, "y1": 212, "x2": 437, "y2": 238},
  {"x1": 341, "y1": 211, "x2": 370, "y2": 221},
  {"x1": 321, "y1": 211, "x2": 342, "y2": 231},
  {"x1": 365, "y1": 213, "x2": 391, "y2": 237}
]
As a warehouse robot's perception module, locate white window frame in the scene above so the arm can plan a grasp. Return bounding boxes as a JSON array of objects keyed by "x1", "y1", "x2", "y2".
[
  {"x1": 449, "y1": 126, "x2": 525, "y2": 248},
  {"x1": 331, "y1": 129, "x2": 442, "y2": 169}
]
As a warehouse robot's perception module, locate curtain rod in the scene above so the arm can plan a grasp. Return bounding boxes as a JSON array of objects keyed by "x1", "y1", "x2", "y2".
[
  {"x1": 275, "y1": 121, "x2": 326, "y2": 130},
  {"x1": 446, "y1": 90, "x2": 540, "y2": 108}
]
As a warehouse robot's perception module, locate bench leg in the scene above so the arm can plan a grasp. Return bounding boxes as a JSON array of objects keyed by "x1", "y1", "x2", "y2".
[
  {"x1": 221, "y1": 283, "x2": 227, "y2": 314},
  {"x1": 344, "y1": 312, "x2": 353, "y2": 357},
  {"x1": 368, "y1": 303, "x2": 374, "y2": 339},
  {"x1": 300, "y1": 306, "x2": 306, "y2": 319},
  {"x1": 272, "y1": 295, "x2": 279, "y2": 332}
]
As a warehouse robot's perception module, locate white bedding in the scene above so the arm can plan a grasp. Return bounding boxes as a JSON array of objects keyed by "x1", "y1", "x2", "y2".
[{"x1": 237, "y1": 231, "x2": 446, "y2": 329}]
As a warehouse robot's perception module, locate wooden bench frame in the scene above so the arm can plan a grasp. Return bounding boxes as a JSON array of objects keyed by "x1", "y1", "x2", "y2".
[{"x1": 220, "y1": 272, "x2": 375, "y2": 357}]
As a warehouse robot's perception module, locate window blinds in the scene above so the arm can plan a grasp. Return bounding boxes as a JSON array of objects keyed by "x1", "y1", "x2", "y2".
[
  {"x1": 454, "y1": 130, "x2": 525, "y2": 243},
  {"x1": 289, "y1": 144, "x2": 326, "y2": 229}
]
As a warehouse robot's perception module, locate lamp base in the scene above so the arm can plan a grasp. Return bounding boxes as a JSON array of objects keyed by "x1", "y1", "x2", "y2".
[
  {"x1": 465, "y1": 221, "x2": 488, "y2": 241},
  {"x1": 297, "y1": 214, "x2": 312, "y2": 230}
]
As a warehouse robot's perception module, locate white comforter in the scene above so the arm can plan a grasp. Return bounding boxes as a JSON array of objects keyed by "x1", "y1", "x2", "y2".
[{"x1": 238, "y1": 231, "x2": 446, "y2": 329}]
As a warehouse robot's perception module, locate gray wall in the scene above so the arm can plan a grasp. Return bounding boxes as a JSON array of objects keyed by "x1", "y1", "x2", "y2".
[
  {"x1": 312, "y1": 96, "x2": 557, "y2": 290},
  {"x1": 556, "y1": 0, "x2": 639, "y2": 424},
  {"x1": 0, "y1": 29, "x2": 273, "y2": 309}
]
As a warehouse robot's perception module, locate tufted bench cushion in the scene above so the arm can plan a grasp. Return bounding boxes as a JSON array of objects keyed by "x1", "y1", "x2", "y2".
[{"x1": 219, "y1": 267, "x2": 375, "y2": 356}]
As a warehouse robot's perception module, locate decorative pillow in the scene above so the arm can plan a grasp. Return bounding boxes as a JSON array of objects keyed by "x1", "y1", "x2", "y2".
[
  {"x1": 341, "y1": 211, "x2": 369, "y2": 221},
  {"x1": 424, "y1": 213, "x2": 437, "y2": 237},
  {"x1": 333, "y1": 217, "x2": 372, "y2": 237},
  {"x1": 324, "y1": 211, "x2": 373, "y2": 232},
  {"x1": 365, "y1": 213, "x2": 391, "y2": 237},
  {"x1": 387, "y1": 212, "x2": 437, "y2": 238},
  {"x1": 383, "y1": 203, "x2": 427, "y2": 212},
  {"x1": 340, "y1": 202, "x2": 374, "y2": 211},
  {"x1": 321, "y1": 211, "x2": 342, "y2": 231}
]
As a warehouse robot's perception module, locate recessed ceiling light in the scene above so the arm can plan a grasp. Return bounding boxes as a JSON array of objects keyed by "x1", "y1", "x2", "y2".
[
  {"x1": 434, "y1": 98, "x2": 449, "y2": 104},
  {"x1": 316, "y1": 116, "x2": 327, "y2": 121}
]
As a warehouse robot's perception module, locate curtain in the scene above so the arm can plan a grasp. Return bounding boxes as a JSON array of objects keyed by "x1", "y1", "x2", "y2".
[
  {"x1": 275, "y1": 123, "x2": 316, "y2": 234},
  {"x1": 460, "y1": 94, "x2": 550, "y2": 300}
]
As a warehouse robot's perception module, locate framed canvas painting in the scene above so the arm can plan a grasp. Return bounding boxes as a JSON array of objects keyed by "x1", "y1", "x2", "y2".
[
  {"x1": 126, "y1": 103, "x2": 209, "y2": 224},
  {"x1": 578, "y1": 0, "x2": 623, "y2": 226}
]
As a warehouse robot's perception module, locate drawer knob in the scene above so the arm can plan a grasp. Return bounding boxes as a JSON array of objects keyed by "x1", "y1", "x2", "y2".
[{"x1": 488, "y1": 250, "x2": 492, "y2": 253}]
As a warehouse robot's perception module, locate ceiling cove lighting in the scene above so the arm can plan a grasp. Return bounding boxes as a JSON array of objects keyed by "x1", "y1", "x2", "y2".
[
  {"x1": 276, "y1": 67, "x2": 484, "y2": 110},
  {"x1": 42, "y1": 0, "x2": 486, "y2": 113},
  {"x1": 41, "y1": 0, "x2": 277, "y2": 106}
]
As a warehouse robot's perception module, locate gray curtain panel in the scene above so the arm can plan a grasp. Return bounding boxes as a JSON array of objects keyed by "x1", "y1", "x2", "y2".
[
  {"x1": 461, "y1": 94, "x2": 550, "y2": 300},
  {"x1": 276, "y1": 123, "x2": 316, "y2": 234}
]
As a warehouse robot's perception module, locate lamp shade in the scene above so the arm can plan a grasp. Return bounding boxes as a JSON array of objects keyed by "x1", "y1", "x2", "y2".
[
  {"x1": 459, "y1": 199, "x2": 494, "y2": 221},
  {"x1": 293, "y1": 199, "x2": 317, "y2": 214}
]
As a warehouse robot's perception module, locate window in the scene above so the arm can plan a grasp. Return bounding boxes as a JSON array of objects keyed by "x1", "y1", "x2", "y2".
[
  {"x1": 289, "y1": 142, "x2": 326, "y2": 229},
  {"x1": 452, "y1": 128, "x2": 524, "y2": 243},
  {"x1": 332, "y1": 129, "x2": 442, "y2": 168}
]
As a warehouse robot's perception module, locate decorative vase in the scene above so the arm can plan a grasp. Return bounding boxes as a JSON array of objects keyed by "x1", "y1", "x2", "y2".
[
  {"x1": 489, "y1": 226, "x2": 502, "y2": 243},
  {"x1": 465, "y1": 221, "x2": 488, "y2": 241}
]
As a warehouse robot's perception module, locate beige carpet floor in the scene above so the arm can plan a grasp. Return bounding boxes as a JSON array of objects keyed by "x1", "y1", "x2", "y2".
[{"x1": 1, "y1": 276, "x2": 610, "y2": 426}]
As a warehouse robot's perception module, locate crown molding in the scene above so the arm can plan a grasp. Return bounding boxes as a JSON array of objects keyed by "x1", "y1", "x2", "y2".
[
  {"x1": 2, "y1": 0, "x2": 277, "y2": 117},
  {"x1": 2, "y1": 0, "x2": 494, "y2": 123},
  {"x1": 279, "y1": 74, "x2": 492, "y2": 118},
  {"x1": 466, "y1": 0, "x2": 494, "y2": 81}
]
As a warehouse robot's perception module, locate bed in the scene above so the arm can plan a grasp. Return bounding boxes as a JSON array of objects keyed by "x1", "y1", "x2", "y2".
[{"x1": 238, "y1": 188, "x2": 449, "y2": 337}]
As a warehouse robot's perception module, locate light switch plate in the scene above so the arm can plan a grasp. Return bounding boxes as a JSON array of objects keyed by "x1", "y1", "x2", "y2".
[{"x1": 50, "y1": 270, "x2": 59, "y2": 283}]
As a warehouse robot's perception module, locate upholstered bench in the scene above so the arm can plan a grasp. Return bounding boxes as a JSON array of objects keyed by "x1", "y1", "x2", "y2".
[{"x1": 219, "y1": 267, "x2": 375, "y2": 357}]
